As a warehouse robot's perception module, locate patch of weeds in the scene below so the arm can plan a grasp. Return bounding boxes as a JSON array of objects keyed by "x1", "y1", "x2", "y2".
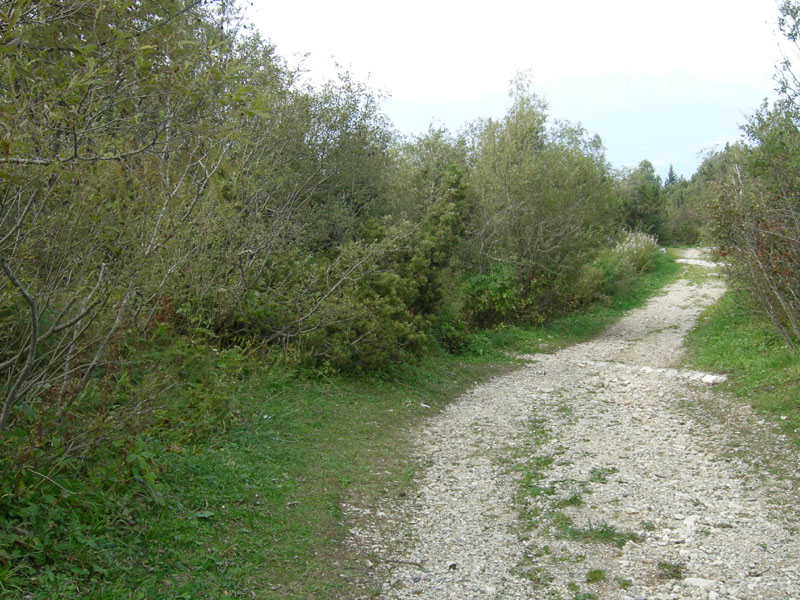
[
  {"x1": 531, "y1": 455, "x2": 556, "y2": 469},
  {"x1": 657, "y1": 561, "x2": 685, "y2": 580},
  {"x1": 554, "y1": 493, "x2": 584, "y2": 508},
  {"x1": 567, "y1": 582, "x2": 580, "y2": 592},
  {"x1": 585, "y1": 569, "x2": 606, "y2": 583},
  {"x1": 518, "y1": 456, "x2": 556, "y2": 498},
  {"x1": 616, "y1": 577, "x2": 633, "y2": 589},
  {"x1": 552, "y1": 510, "x2": 574, "y2": 531},
  {"x1": 526, "y1": 484, "x2": 556, "y2": 498},
  {"x1": 556, "y1": 516, "x2": 642, "y2": 548},
  {"x1": 641, "y1": 520, "x2": 656, "y2": 531},
  {"x1": 516, "y1": 566, "x2": 554, "y2": 587},
  {"x1": 588, "y1": 466, "x2": 619, "y2": 483},
  {"x1": 552, "y1": 477, "x2": 588, "y2": 490},
  {"x1": 527, "y1": 417, "x2": 552, "y2": 444},
  {"x1": 513, "y1": 424, "x2": 560, "y2": 535},
  {"x1": 573, "y1": 553, "x2": 587, "y2": 564},
  {"x1": 557, "y1": 403, "x2": 574, "y2": 416}
]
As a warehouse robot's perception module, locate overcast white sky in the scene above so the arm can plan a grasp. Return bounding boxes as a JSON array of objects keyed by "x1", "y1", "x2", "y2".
[{"x1": 247, "y1": 0, "x2": 787, "y2": 177}]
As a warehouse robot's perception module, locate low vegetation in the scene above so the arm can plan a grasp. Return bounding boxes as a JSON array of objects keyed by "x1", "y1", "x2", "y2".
[
  {"x1": 1, "y1": 345, "x2": 516, "y2": 599},
  {"x1": 684, "y1": 290, "x2": 800, "y2": 448},
  {"x1": 657, "y1": 561, "x2": 686, "y2": 580}
]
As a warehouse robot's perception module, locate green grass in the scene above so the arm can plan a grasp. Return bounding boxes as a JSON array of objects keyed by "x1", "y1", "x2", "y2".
[
  {"x1": 554, "y1": 493, "x2": 584, "y2": 508},
  {"x1": 616, "y1": 577, "x2": 633, "y2": 589},
  {"x1": 588, "y1": 466, "x2": 618, "y2": 484},
  {"x1": 585, "y1": 568, "x2": 606, "y2": 583},
  {"x1": 1, "y1": 348, "x2": 518, "y2": 600},
  {"x1": 683, "y1": 291, "x2": 800, "y2": 448},
  {"x1": 554, "y1": 516, "x2": 641, "y2": 549}
]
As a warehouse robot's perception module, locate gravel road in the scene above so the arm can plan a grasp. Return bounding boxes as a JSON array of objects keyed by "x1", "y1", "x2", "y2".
[{"x1": 350, "y1": 251, "x2": 800, "y2": 600}]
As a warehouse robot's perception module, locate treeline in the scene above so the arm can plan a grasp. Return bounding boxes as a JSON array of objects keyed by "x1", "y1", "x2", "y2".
[
  {"x1": 0, "y1": 0, "x2": 664, "y2": 443},
  {"x1": 1, "y1": 1, "x2": 670, "y2": 588}
]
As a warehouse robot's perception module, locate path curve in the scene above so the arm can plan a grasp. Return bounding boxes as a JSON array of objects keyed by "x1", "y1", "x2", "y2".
[{"x1": 351, "y1": 254, "x2": 800, "y2": 600}]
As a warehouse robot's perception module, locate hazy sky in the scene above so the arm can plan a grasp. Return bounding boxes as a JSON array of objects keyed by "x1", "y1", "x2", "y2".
[{"x1": 248, "y1": 0, "x2": 787, "y2": 178}]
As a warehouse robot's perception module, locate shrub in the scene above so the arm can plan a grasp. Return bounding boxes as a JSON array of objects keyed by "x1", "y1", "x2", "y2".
[
  {"x1": 574, "y1": 231, "x2": 659, "y2": 305},
  {"x1": 609, "y1": 230, "x2": 659, "y2": 275},
  {"x1": 704, "y1": 116, "x2": 800, "y2": 348},
  {"x1": 462, "y1": 265, "x2": 524, "y2": 328}
]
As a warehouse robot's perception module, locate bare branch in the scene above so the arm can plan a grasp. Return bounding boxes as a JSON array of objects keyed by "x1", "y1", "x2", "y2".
[{"x1": 0, "y1": 255, "x2": 39, "y2": 435}]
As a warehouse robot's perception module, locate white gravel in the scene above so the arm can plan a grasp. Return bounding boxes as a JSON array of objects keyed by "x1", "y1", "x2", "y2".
[{"x1": 349, "y1": 256, "x2": 800, "y2": 600}]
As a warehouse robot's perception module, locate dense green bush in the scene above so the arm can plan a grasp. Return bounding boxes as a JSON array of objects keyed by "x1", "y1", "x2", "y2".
[
  {"x1": 616, "y1": 160, "x2": 666, "y2": 240},
  {"x1": 661, "y1": 174, "x2": 705, "y2": 246},
  {"x1": 462, "y1": 266, "x2": 527, "y2": 328}
]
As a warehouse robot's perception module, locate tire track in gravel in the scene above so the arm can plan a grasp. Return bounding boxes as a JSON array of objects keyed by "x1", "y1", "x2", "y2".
[{"x1": 350, "y1": 254, "x2": 800, "y2": 600}]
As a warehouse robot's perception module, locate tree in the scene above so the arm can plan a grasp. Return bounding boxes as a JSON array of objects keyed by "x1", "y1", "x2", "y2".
[
  {"x1": 618, "y1": 160, "x2": 666, "y2": 240},
  {"x1": 460, "y1": 77, "x2": 619, "y2": 321},
  {"x1": 0, "y1": 0, "x2": 244, "y2": 437},
  {"x1": 699, "y1": 0, "x2": 800, "y2": 348},
  {"x1": 664, "y1": 164, "x2": 679, "y2": 188},
  {"x1": 705, "y1": 111, "x2": 800, "y2": 348}
]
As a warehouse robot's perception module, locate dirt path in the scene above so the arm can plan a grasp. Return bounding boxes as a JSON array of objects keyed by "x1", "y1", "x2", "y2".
[{"x1": 352, "y1": 253, "x2": 800, "y2": 600}]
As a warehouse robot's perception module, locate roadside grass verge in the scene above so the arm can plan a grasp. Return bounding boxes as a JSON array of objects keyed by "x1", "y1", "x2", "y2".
[
  {"x1": 683, "y1": 290, "x2": 800, "y2": 449},
  {"x1": 1, "y1": 349, "x2": 516, "y2": 600},
  {"x1": 1, "y1": 249, "x2": 679, "y2": 600}
]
